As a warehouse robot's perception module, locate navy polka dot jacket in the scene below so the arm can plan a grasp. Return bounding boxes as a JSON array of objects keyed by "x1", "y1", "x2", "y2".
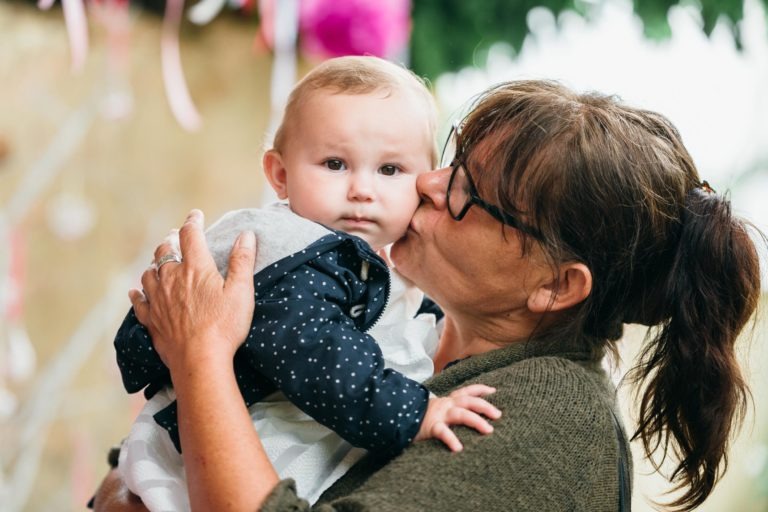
[{"x1": 114, "y1": 231, "x2": 430, "y2": 457}]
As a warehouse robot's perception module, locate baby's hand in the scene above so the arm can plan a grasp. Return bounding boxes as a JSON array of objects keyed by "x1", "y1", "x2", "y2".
[{"x1": 415, "y1": 384, "x2": 501, "y2": 452}]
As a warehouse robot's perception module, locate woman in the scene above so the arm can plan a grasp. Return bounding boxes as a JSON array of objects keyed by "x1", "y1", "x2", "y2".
[{"x1": 94, "y1": 80, "x2": 762, "y2": 511}]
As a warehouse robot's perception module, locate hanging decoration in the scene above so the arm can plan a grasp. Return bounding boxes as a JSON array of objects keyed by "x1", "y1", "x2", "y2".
[
  {"x1": 38, "y1": 0, "x2": 205, "y2": 130},
  {"x1": 257, "y1": 0, "x2": 411, "y2": 60},
  {"x1": 92, "y1": 0, "x2": 134, "y2": 120},
  {"x1": 160, "y1": 0, "x2": 203, "y2": 130},
  {"x1": 38, "y1": 0, "x2": 89, "y2": 72},
  {"x1": 38, "y1": 0, "x2": 413, "y2": 130},
  {"x1": 187, "y1": 0, "x2": 252, "y2": 25},
  {"x1": 258, "y1": 0, "x2": 299, "y2": 205}
]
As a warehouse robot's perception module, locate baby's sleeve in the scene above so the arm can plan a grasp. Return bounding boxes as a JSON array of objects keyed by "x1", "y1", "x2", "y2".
[
  {"x1": 113, "y1": 308, "x2": 170, "y2": 397},
  {"x1": 242, "y1": 262, "x2": 430, "y2": 456}
]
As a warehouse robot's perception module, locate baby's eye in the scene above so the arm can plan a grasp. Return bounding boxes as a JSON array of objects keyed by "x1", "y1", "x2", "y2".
[
  {"x1": 324, "y1": 159, "x2": 346, "y2": 171},
  {"x1": 379, "y1": 164, "x2": 400, "y2": 176}
]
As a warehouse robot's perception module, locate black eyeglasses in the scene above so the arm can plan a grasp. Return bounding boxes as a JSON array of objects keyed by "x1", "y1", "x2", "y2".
[{"x1": 441, "y1": 124, "x2": 544, "y2": 241}]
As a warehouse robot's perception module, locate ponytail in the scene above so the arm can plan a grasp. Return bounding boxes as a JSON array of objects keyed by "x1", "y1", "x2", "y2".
[{"x1": 629, "y1": 186, "x2": 761, "y2": 510}]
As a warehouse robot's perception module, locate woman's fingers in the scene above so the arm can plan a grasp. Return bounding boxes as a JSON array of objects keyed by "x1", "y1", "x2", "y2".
[
  {"x1": 153, "y1": 241, "x2": 178, "y2": 266},
  {"x1": 225, "y1": 231, "x2": 257, "y2": 290},
  {"x1": 91, "y1": 468, "x2": 150, "y2": 512},
  {"x1": 139, "y1": 267, "x2": 159, "y2": 298},
  {"x1": 130, "y1": 209, "x2": 258, "y2": 367},
  {"x1": 163, "y1": 228, "x2": 180, "y2": 253},
  {"x1": 128, "y1": 288, "x2": 150, "y2": 325},
  {"x1": 178, "y1": 209, "x2": 215, "y2": 268}
]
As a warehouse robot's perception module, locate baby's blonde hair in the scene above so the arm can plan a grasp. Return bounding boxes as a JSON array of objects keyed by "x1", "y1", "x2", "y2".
[{"x1": 272, "y1": 56, "x2": 438, "y2": 166}]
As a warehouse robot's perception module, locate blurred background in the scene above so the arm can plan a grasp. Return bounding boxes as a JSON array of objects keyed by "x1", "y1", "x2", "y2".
[{"x1": 0, "y1": 0, "x2": 766, "y2": 510}]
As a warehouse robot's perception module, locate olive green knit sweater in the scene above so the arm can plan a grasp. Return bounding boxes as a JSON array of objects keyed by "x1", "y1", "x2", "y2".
[{"x1": 262, "y1": 337, "x2": 629, "y2": 511}]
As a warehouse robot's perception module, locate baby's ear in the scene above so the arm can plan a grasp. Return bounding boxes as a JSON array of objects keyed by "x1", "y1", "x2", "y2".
[
  {"x1": 263, "y1": 150, "x2": 289, "y2": 199},
  {"x1": 527, "y1": 262, "x2": 592, "y2": 314}
]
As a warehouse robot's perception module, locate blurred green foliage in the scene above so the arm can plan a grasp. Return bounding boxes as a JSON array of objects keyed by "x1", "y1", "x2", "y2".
[{"x1": 410, "y1": 0, "x2": 765, "y2": 79}]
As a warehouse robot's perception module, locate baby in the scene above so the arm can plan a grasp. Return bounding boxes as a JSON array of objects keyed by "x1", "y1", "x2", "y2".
[{"x1": 114, "y1": 56, "x2": 496, "y2": 510}]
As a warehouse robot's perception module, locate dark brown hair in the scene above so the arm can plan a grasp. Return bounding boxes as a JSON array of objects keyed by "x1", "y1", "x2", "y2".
[{"x1": 458, "y1": 80, "x2": 762, "y2": 510}]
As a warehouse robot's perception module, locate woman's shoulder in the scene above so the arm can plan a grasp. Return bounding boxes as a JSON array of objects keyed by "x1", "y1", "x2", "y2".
[
  {"x1": 458, "y1": 356, "x2": 621, "y2": 510},
  {"x1": 319, "y1": 354, "x2": 623, "y2": 512},
  {"x1": 481, "y1": 355, "x2": 615, "y2": 414}
]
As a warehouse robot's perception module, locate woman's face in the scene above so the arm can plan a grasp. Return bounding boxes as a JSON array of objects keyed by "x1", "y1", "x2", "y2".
[{"x1": 390, "y1": 162, "x2": 551, "y2": 319}]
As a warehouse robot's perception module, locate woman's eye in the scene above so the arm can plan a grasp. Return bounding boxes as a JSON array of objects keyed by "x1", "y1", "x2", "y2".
[
  {"x1": 379, "y1": 164, "x2": 400, "y2": 176},
  {"x1": 324, "y1": 159, "x2": 346, "y2": 171}
]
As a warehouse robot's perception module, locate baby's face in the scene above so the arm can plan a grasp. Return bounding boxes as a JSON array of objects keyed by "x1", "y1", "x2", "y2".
[{"x1": 278, "y1": 89, "x2": 434, "y2": 250}]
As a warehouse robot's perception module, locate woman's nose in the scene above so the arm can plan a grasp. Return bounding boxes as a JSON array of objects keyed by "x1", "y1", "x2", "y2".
[
  {"x1": 416, "y1": 167, "x2": 451, "y2": 209},
  {"x1": 347, "y1": 171, "x2": 375, "y2": 201}
]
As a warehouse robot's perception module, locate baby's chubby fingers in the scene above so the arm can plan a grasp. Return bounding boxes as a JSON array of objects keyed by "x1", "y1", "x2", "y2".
[
  {"x1": 431, "y1": 422, "x2": 463, "y2": 453},
  {"x1": 446, "y1": 408, "x2": 494, "y2": 435},
  {"x1": 452, "y1": 395, "x2": 502, "y2": 421},
  {"x1": 449, "y1": 384, "x2": 497, "y2": 398}
]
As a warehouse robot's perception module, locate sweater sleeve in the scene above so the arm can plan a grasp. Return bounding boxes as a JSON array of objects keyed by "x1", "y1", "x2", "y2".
[{"x1": 242, "y1": 258, "x2": 429, "y2": 456}]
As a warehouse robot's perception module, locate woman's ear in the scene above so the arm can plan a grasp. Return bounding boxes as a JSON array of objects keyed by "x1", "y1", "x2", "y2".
[
  {"x1": 263, "y1": 150, "x2": 289, "y2": 199},
  {"x1": 528, "y1": 262, "x2": 592, "y2": 313}
]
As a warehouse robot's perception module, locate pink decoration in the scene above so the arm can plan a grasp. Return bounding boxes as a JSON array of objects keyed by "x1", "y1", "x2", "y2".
[
  {"x1": 62, "y1": 0, "x2": 89, "y2": 72},
  {"x1": 5, "y1": 229, "x2": 25, "y2": 322},
  {"x1": 259, "y1": 0, "x2": 411, "y2": 60},
  {"x1": 93, "y1": 0, "x2": 134, "y2": 120},
  {"x1": 92, "y1": 0, "x2": 131, "y2": 72}
]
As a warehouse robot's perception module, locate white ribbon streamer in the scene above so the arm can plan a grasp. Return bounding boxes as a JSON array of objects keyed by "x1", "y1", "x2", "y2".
[
  {"x1": 161, "y1": 0, "x2": 203, "y2": 131},
  {"x1": 188, "y1": 0, "x2": 227, "y2": 25},
  {"x1": 62, "y1": 0, "x2": 88, "y2": 72},
  {"x1": 37, "y1": 0, "x2": 89, "y2": 72}
]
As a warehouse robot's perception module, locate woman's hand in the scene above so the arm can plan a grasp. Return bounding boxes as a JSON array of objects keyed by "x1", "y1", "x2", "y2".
[
  {"x1": 126, "y1": 211, "x2": 279, "y2": 510},
  {"x1": 91, "y1": 469, "x2": 148, "y2": 512},
  {"x1": 129, "y1": 209, "x2": 257, "y2": 374}
]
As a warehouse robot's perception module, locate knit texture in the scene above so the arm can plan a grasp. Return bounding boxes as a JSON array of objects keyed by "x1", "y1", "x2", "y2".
[{"x1": 262, "y1": 337, "x2": 629, "y2": 512}]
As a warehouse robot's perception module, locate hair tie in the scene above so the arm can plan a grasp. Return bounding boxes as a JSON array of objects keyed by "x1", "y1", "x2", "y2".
[{"x1": 699, "y1": 180, "x2": 716, "y2": 194}]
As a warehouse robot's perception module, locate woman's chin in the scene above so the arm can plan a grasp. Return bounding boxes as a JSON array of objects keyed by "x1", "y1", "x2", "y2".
[
  {"x1": 389, "y1": 235, "x2": 409, "y2": 270},
  {"x1": 391, "y1": 237, "x2": 423, "y2": 288}
]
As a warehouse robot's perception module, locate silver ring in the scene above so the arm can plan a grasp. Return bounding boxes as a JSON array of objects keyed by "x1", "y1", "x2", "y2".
[{"x1": 155, "y1": 253, "x2": 182, "y2": 270}]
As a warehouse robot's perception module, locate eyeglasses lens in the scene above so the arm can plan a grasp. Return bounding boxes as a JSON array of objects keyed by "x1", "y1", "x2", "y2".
[{"x1": 448, "y1": 165, "x2": 469, "y2": 219}]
